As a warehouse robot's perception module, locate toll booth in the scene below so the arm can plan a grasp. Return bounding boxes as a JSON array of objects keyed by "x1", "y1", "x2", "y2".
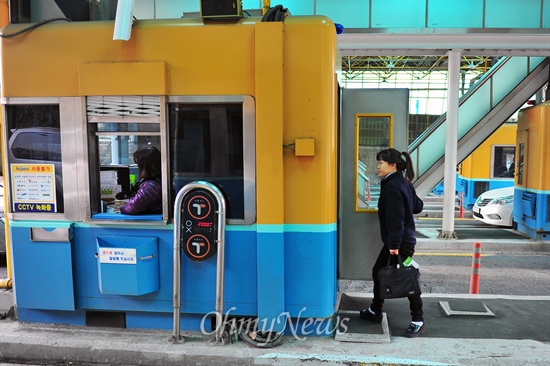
[
  {"x1": 1, "y1": 16, "x2": 340, "y2": 337},
  {"x1": 513, "y1": 102, "x2": 550, "y2": 240},
  {"x1": 456, "y1": 123, "x2": 517, "y2": 209}
]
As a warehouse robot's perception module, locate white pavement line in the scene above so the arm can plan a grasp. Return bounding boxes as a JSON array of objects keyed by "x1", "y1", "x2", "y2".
[
  {"x1": 340, "y1": 292, "x2": 550, "y2": 301},
  {"x1": 415, "y1": 252, "x2": 484, "y2": 256}
]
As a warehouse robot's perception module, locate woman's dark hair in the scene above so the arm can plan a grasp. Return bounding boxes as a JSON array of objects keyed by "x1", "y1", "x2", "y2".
[
  {"x1": 133, "y1": 146, "x2": 161, "y2": 180},
  {"x1": 376, "y1": 148, "x2": 416, "y2": 182}
]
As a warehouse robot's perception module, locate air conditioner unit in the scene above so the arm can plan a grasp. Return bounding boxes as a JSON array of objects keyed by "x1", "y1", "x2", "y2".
[{"x1": 200, "y1": 0, "x2": 243, "y2": 19}]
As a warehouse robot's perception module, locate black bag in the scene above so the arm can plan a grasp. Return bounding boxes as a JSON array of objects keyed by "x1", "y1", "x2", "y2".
[{"x1": 378, "y1": 255, "x2": 421, "y2": 299}]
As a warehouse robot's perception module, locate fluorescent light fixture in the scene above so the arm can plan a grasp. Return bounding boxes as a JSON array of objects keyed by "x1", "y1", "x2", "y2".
[{"x1": 113, "y1": 0, "x2": 135, "y2": 41}]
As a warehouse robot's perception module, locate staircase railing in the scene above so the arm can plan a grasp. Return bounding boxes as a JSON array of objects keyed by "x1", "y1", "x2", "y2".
[{"x1": 410, "y1": 56, "x2": 549, "y2": 197}]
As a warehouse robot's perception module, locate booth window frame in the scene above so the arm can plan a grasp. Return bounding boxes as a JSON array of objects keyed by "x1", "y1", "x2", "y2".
[
  {"x1": 1, "y1": 97, "x2": 69, "y2": 220},
  {"x1": 167, "y1": 95, "x2": 256, "y2": 225},
  {"x1": 490, "y1": 144, "x2": 516, "y2": 179},
  {"x1": 2, "y1": 96, "x2": 256, "y2": 225},
  {"x1": 86, "y1": 96, "x2": 168, "y2": 221}
]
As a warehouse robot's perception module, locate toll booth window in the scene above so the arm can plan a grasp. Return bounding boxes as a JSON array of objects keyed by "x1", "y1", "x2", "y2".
[
  {"x1": 89, "y1": 127, "x2": 161, "y2": 216},
  {"x1": 5, "y1": 104, "x2": 64, "y2": 213},
  {"x1": 87, "y1": 100, "x2": 163, "y2": 219},
  {"x1": 492, "y1": 145, "x2": 515, "y2": 178},
  {"x1": 168, "y1": 96, "x2": 256, "y2": 224}
]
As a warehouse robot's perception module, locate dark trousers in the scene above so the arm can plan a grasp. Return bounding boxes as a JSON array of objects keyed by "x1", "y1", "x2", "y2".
[{"x1": 370, "y1": 245, "x2": 424, "y2": 322}]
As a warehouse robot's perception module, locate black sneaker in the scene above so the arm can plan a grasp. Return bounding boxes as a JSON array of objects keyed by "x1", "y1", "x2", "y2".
[
  {"x1": 359, "y1": 308, "x2": 383, "y2": 323},
  {"x1": 404, "y1": 322, "x2": 425, "y2": 338}
]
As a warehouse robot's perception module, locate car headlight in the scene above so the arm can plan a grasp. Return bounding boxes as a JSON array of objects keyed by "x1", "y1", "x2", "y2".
[{"x1": 489, "y1": 195, "x2": 513, "y2": 206}]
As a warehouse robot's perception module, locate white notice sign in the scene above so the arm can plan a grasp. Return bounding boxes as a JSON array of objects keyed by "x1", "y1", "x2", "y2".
[{"x1": 99, "y1": 248, "x2": 137, "y2": 264}]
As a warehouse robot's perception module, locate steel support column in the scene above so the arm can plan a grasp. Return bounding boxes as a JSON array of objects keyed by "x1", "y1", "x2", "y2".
[{"x1": 439, "y1": 49, "x2": 461, "y2": 239}]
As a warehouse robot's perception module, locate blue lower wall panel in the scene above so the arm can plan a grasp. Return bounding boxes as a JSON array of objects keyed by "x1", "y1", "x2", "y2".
[
  {"x1": 284, "y1": 230, "x2": 337, "y2": 318},
  {"x1": 12, "y1": 222, "x2": 338, "y2": 333},
  {"x1": 514, "y1": 188, "x2": 550, "y2": 240},
  {"x1": 257, "y1": 228, "x2": 285, "y2": 332},
  {"x1": 17, "y1": 308, "x2": 87, "y2": 326},
  {"x1": 10, "y1": 225, "x2": 75, "y2": 311}
]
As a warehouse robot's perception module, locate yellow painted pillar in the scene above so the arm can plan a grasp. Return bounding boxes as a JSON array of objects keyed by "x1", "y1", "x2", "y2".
[
  {"x1": 0, "y1": 0, "x2": 8, "y2": 27},
  {"x1": 254, "y1": 21, "x2": 285, "y2": 332},
  {"x1": 0, "y1": 82, "x2": 11, "y2": 289},
  {"x1": 0, "y1": 0, "x2": 12, "y2": 289}
]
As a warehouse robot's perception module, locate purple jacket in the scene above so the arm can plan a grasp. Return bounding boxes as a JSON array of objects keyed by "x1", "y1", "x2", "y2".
[{"x1": 120, "y1": 178, "x2": 162, "y2": 215}]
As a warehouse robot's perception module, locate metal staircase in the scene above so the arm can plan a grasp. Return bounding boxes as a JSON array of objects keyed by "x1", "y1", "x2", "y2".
[{"x1": 411, "y1": 56, "x2": 550, "y2": 198}]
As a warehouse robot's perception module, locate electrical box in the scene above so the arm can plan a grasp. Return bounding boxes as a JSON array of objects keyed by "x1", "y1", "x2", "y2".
[
  {"x1": 295, "y1": 138, "x2": 315, "y2": 157},
  {"x1": 200, "y1": 0, "x2": 243, "y2": 19}
]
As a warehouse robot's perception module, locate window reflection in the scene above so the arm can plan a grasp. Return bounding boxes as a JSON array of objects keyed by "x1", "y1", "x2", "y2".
[
  {"x1": 492, "y1": 145, "x2": 515, "y2": 178},
  {"x1": 89, "y1": 119, "x2": 161, "y2": 217},
  {"x1": 6, "y1": 105, "x2": 64, "y2": 213},
  {"x1": 355, "y1": 114, "x2": 393, "y2": 211},
  {"x1": 518, "y1": 143, "x2": 525, "y2": 185},
  {"x1": 169, "y1": 103, "x2": 245, "y2": 220}
]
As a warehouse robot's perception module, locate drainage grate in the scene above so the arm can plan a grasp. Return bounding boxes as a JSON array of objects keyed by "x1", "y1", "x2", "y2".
[{"x1": 439, "y1": 300, "x2": 495, "y2": 317}]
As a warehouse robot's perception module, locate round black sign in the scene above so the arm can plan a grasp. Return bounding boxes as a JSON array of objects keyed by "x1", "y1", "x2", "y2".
[{"x1": 184, "y1": 234, "x2": 212, "y2": 260}]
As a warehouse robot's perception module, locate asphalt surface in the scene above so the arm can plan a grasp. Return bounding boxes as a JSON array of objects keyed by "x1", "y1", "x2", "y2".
[
  {"x1": 1, "y1": 227, "x2": 549, "y2": 366},
  {"x1": 0, "y1": 292, "x2": 549, "y2": 366}
]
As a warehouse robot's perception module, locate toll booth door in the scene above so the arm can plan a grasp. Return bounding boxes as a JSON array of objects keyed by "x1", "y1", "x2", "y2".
[{"x1": 339, "y1": 89, "x2": 409, "y2": 280}]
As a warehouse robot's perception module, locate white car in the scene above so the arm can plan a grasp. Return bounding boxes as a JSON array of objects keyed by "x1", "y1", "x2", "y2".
[{"x1": 472, "y1": 186, "x2": 514, "y2": 227}]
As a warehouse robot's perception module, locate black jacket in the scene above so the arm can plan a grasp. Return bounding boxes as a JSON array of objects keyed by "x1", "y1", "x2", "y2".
[{"x1": 377, "y1": 172, "x2": 424, "y2": 250}]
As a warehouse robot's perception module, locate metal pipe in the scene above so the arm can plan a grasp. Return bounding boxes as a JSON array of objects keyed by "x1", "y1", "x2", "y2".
[
  {"x1": 0, "y1": 278, "x2": 11, "y2": 288},
  {"x1": 0, "y1": 199, "x2": 13, "y2": 290},
  {"x1": 214, "y1": 186, "x2": 226, "y2": 343},
  {"x1": 171, "y1": 187, "x2": 185, "y2": 343},
  {"x1": 262, "y1": 0, "x2": 271, "y2": 15}
]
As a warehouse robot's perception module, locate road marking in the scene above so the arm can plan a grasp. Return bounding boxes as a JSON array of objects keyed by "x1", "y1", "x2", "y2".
[
  {"x1": 415, "y1": 252, "x2": 487, "y2": 257},
  {"x1": 417, "y1": 217, "x2": 476, "y2": 221}
]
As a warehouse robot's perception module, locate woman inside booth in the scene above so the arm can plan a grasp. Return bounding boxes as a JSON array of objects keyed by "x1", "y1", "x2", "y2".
[{"x1": 119, "y1": 146, "x2": 162, "y2": 215}]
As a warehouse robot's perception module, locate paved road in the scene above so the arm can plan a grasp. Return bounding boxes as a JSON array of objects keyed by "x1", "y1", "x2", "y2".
[
  {"x1": 1, "y1": 363, "x2": 132, "y2": 366},
  {"x1": 341, "y1": 253, "x2": 550, "y2": 296}
]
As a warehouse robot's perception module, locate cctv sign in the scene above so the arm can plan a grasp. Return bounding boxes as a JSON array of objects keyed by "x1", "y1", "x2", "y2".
[{"x1": 11, "y1": 163, "x2": 57, "y2": 212}]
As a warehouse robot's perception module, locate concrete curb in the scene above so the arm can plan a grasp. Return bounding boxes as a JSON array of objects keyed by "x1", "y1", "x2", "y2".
[{"x1": 1, "y1": 317, "x2": 549, "y2": 366}]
